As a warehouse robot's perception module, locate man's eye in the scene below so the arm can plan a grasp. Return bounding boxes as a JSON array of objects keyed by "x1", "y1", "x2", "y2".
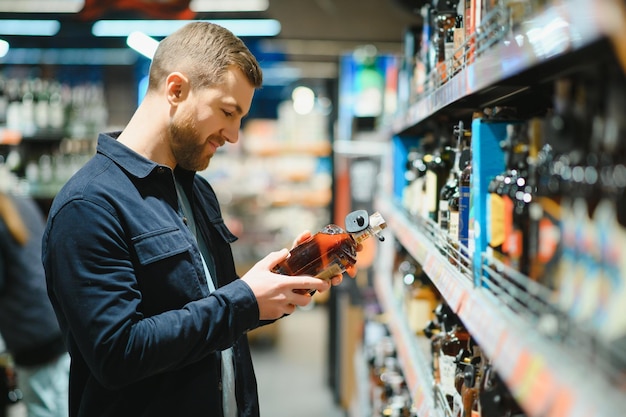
[{"x1": 223, "y1": 110, "x2": 233, "y2": 117}]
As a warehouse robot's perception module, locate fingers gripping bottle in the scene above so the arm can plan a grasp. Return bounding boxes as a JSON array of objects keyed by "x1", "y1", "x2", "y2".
[{"x1": 273, "y1": 210, "x2": 387, "y2": 294}]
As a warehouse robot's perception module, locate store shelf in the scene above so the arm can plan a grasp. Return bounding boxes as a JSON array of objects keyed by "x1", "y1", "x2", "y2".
[
  {"x1": 374, "y1": 195, "x2": 626, "y2": 417},
  {"x1": 373, "y1": 231, "x2": 443, "y2": 417},
  {"x1": 244, "y1": 140, "x2": 332, "y2": 157},
  {"x1": 392, "y1": 0, "x2": 624, "y2": 136}
]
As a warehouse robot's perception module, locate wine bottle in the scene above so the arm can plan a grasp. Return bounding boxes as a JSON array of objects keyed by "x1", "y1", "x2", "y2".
[
  {"x1": 439, "y1": 121, "x2": 469, "y2": 248},
  {"x1": 273, "y1": 210, "x2": 386, "y2": 294},
  {"x1": 458, "y1": 136, "x2": 472, "y2": 260}
]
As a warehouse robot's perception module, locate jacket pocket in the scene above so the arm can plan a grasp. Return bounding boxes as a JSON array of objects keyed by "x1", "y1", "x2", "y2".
[{"x1": 132, "y1": 227, "x2": 192, "y2": 266}]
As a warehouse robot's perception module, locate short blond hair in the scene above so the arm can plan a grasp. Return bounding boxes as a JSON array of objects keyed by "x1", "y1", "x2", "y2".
[{"x1": 148, "y1": 22, "x2": 263, "y2": 92}]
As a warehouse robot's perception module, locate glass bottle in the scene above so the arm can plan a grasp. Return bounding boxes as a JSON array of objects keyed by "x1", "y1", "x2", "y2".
[
  {"x1": 272, "y1": 210, "x2": 386, "y2": 294},
  {"x1": 458, "y1": 137, "x2": 472, "y2": 260},
  {"x1": 527, "y1": 118, "x2": 562, "y2": 287},
  {"x1": 424, "y1": 138, "x2": 454, "y2": 222},
  {"x1": 438, "y1": 122, "x2": 468, "y2": 248}
]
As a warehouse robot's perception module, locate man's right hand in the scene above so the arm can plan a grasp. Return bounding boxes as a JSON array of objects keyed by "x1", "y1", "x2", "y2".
[{"x1": 240, "y1": 249, "x2": 330, "y2": 320}]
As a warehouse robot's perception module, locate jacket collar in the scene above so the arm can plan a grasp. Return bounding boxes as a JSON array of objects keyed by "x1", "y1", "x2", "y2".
[{"x1": 97, "y1": 131, "x2": 178, "y2": 179}]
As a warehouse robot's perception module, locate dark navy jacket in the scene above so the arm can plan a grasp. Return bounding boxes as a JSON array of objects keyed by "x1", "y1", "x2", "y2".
[{"x1": 42, "y1": 133, "x2": 262, "y2": 417}]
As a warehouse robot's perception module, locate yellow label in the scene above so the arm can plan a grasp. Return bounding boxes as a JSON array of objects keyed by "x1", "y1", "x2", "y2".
[{"x1": 489, "y1": 194, "x2": 504, "y2": 247}]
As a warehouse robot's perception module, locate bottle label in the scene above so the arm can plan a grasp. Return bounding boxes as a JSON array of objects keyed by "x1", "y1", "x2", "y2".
[
  {"x1": 489, "y1": 194, "x2": 505, "y2": 247},
  {"x1": 459, "y1": 185, "x2": 471, "y2": 247},
  {"x1": 315, "y1": 263, "x2": 344, "y2": 281},
  {"x1": 425, "y1": 171, "x2": 438, "y2": 214},
  {"x1": 449, "y1": 211, "x2": 460, "y2": 239},
  {"x1": 438, "y1": 353, "x2": 457, "y2": 397},
  {"x1": 501, "y1": 196, "x2": 514, "y2": 255}
]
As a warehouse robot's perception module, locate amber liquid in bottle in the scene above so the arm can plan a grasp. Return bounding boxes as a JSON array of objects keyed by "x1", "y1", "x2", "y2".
[
  {"x1": 273, "y1": 224, "x2": 358, "y2": 280},
  {"x1": 272, "y1": 210, "x2": 386, "y2": 294}
]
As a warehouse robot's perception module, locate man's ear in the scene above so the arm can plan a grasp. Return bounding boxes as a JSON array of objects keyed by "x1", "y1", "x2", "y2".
[{"x1": 166, "y1": 72, "x2": 189, "y2": 104}]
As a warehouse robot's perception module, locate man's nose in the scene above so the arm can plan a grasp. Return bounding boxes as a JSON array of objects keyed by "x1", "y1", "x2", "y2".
[{"x1": 223, "y1": 123, "x2": 240, "y2": 143}]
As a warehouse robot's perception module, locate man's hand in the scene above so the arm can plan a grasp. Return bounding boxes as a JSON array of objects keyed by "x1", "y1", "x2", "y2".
[
  {"x1": 241, "y1": 249, "x2": 331, "y2": 320},
  {"x1": 290, "y1": 230, "x2": 347, "y2": 286}
]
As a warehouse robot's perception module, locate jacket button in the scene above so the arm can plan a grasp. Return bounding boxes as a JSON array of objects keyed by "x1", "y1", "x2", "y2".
[
  {"x1": 218, "y1": 381, "x2": 223, "y2": 391},
  {"x1": 156, "y1": 166, "x2": 166, "y2": 174}
]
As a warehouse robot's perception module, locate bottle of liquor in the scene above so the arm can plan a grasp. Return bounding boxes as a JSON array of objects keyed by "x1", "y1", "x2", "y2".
[
  {"x1": 509, "y1": 122, "x2": 533, "y2": 277},
  {"x1": 458, "y1": 134, "x2": 472, "y2": 261},
  {"x1": 527, "y1": 118, "x2": 562, "y2": 287},
  {"x1": 423, "y1": 136, "x2": 455, "y2": 223},
  {"x1": 438, "y1": 312, "x2": 470, "y2": 411},
  {"x1": 447, "y1": 133, "x2": 471, "y2": 265},
  {"x1": 499, "y1": 123, "x2": 529, "y2": 273},
  {"x1": 404, "y1": 147, "x2": 428, "y2": 216},
  {"x1": 438, "y1": 122, "x2": 468, "y2": 245},
  {"x1": 273, "y1": 210, "x2": 386, "y2": 294},
  {"x1": 432, "y1": 0, "x2": 459, "y2": 83}
]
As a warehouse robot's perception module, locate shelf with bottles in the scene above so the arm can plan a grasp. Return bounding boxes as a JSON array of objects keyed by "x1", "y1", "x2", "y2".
[
  {"x1": 393, "y1": 0, "x2": 626, "y2": 137},
  {"x1": 0, "y1": 75, "x2": 108, "y2": 143},
  {"x1": 374, "y1": 57, "x2": 626, "y2": 417},
  {"x1": 372, "y1": 236, "x2": 441, "y2": 417},
  {"x1": 373, "y1": 237, "x2": 538, "y2": 417},
  {"x1": 0, "y1": 137, "x2": 96, "y2": 200},
  {"x1": 375, "y1": 194, "x2": 626, "y2": 417}
]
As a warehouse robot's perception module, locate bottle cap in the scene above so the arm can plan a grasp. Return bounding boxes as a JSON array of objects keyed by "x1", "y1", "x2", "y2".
[{"x1": 369, "y1": 212, "x2": 387, "y2": 234}]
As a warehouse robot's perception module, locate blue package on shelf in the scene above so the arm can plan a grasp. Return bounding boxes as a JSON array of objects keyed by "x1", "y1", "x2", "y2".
[
  {"x1": 391, "y1": 135, "x2": 418, "y2": 203},
  {"x1": 471, "y1": 118, "x2": 508, "y2": 286}
]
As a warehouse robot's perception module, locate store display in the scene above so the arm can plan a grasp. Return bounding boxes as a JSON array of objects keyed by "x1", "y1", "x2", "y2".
[{"x1": 369, "y1": 1, "x2": 626, "y2": 417}]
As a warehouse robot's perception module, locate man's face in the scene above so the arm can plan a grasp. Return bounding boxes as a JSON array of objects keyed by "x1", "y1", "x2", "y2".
[{"x1": 169, "y1": 66, "x2": 255, "y2": 171}]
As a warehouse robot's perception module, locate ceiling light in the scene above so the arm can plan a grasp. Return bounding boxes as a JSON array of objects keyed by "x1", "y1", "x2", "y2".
[
  {"x1": 127, "y1": 32, "x2": 159, "y2": 59},
  {"x1": 0, "y1": 48, "x2": 136, "y2": 65},
  {"x1": 0, "y1": 0, "x2": 83, "y2": 13},
  {"x1": 0, "y1": 39, "x2": 9, "y2": 58},
  {"x1": 0, "y1": 20, "x2": 61, "y2": 36},
  {"x1": 92, "y1": 19, "x2": 281, "y2": 38},
  {"x1": 190, "y1": 0, "x2": 268, "y2": 12}
]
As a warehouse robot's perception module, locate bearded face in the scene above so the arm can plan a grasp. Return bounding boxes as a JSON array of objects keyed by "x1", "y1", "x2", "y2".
[{"x1": 169, "y1": 107, "x2": 217, "y2": 172}]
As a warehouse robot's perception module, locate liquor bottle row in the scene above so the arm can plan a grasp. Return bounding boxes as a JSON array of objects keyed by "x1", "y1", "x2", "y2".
[
  {"x1": 0, "y1": 138, "x2": 95, "y2": 197},
  {"x1": 369, "y1": 249, "x2": 527, "y2": 417},
  {"x1": 0, "y1": 75, "x2": 108, "y2": 140},
  {"x1": 399, "y1": 0, "x2": 550, "y2": 106},
  {"x1": 424, "y1": 300, "x2": 526, "y2": 417},
  {"x1": 364, "y1": 330, "x2": 417, "y2": 417},
  {"x1": 397, "y1": 65, "x2": 626, "y2": 362}
]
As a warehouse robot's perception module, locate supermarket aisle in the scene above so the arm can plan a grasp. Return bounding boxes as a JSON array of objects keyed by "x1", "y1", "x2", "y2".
[{"x1": 250, "y1": 304, "x2": 346, "y2": 417}]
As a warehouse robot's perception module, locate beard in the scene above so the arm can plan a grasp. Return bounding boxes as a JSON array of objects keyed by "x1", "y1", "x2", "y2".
[{"x1": 169, "y1": 111, "x2": 215, "y2": 172}]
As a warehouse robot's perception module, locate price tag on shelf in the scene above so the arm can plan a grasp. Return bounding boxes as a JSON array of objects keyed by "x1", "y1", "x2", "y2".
[
  {"x1": 459, "y1": 292, "x2": 507, "y2": 358},
  {"x1": 416, "y1": 396, "x2": 432, "y2": 417},
  {"x1": 546, "y1": 387, "x2": 598, "y2": 417},
  {"x1": 546, "y1": 387, "x2": 574, "y2": 417},
  {"x1": 423, "y1": 253, "x2": 438, "y2": 278},
  {"x1": 491, "y1": 329, "x2": 524, "y2": 383},
  {"x1": 442, "y1": 267, "x2": 468, "y2": 312},
  {"x1": 515, "y1": 355, "x2": 556, "y2": 417}
]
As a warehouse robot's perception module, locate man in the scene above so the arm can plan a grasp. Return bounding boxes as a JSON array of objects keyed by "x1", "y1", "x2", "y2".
[{"x1": 42, "y1": 22, "x2": 341, "y2": 417}]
